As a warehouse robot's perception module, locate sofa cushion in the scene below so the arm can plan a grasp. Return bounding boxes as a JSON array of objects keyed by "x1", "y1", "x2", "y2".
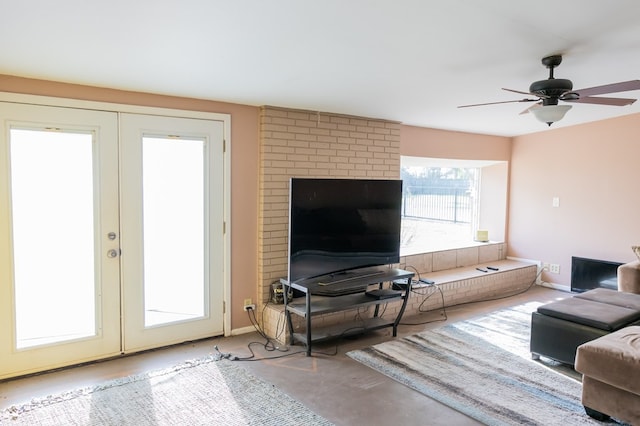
[
  {"x1": 537, "y1": 297, "x2": 640, "y2": 331},
  {"x1": 575, "y1": 326, "x2": 640, "y2": 396},
  {"x1": 576, "y1": 287, "x2": 640, "y2": 310},
  {"x1": 618, "y1": 260, "x2": 640, "y2": 295}
]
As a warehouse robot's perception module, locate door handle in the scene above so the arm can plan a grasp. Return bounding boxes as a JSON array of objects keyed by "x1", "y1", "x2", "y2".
[{"x1": 107, "y1": 249, "x2": 119, "y2": 258}]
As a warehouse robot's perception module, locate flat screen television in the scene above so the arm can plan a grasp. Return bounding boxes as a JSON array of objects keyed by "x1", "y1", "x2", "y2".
[
  {"x1": 570, "y1": 256, "x2": 623, "y2": 293},
  {"x1": 288, "y1": 178, "x2": 402, "y2": 284}
]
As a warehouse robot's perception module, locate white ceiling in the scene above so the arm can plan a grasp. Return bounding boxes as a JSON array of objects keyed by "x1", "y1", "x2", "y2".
[{"x1": 2, "y1": 1, "x2": 640, "y2": 136}]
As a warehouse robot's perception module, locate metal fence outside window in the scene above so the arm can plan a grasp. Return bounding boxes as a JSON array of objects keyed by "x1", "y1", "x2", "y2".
[{"x1": 402, "y1": 186, "x2": 472, "y2": 223}]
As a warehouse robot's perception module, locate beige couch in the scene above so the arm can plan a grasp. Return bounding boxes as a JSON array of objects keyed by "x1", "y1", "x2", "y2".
[
  {"x1": 575, "y1": 326, "x2": 640, "y2": 424},
  {"x1": 618, "y1": 260, "x2": 640, "y2": 294},
  {"x1": 572, "y1": 260, "x2": 640, "y2": 423}
]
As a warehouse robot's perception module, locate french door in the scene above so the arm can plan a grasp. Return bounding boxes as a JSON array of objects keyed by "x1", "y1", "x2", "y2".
[
  {"x1": 0, "y1": 103, "x2": 225, "y2": 379},
  {"x1": 119, "y1": 113, "x2": 225, "y2": 352}
]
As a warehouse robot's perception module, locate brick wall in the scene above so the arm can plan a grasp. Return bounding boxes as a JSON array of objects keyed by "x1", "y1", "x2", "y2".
[{"x1": 258, "y1": 106, "x2": 401, "y2": 338}]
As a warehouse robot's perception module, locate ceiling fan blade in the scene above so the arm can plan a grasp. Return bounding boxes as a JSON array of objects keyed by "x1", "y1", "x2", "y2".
[
  {"x1": 502, "y1": 88, "x2": 549, "y2": 99},
  {"x1": 519, "y1": 102, "x2": 542, "y2": 115},
  {"x1": 502, "y1": 88, "x2": 533, "y2": 96},
  {"x1": 563, "y1": 96, "x2": 637, "y2": 106},
  {"x1": 457, "y1": 98, "x2": 539, "y2": 108},
  {"x1": 573, "y1": 80, "x2": 640, "y2": 97}
]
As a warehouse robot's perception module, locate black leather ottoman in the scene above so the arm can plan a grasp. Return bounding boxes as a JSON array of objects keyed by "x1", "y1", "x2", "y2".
[{"x1": 530, "y1": 288, "x2": 640, "y2": 365}]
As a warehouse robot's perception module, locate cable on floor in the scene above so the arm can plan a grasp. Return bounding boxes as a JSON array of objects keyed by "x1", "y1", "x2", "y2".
[{"x1": 214, "y1": 297, "x2": 339, "y2": 361}]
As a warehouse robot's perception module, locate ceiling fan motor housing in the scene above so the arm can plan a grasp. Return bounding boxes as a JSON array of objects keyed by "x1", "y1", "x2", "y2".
[{"x1": 529, "y1": 78, "x2": 573, "y2": 105}]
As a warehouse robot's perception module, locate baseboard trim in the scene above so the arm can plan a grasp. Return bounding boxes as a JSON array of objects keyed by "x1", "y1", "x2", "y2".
[
  {"x1": 229, "y1": 325, "x2": 255, "y2": 336},
  {"x1": 539, "y1": 281, "x2": 571, "y2": 293}
]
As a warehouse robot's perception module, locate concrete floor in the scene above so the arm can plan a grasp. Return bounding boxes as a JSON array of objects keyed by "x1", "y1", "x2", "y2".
[{"x1": 0, "y1": 285, "x2": 569, "y2": 425}]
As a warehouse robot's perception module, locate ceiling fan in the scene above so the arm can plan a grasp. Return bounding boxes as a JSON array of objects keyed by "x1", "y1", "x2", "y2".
[{"x1": 458, "y1": 55, "x2": 640, "y2": 126}]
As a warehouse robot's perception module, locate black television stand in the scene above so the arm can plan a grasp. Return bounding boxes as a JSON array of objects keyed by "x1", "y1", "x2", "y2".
[
  {"x1": 282, "y1": 267, "x2": 414, "y2": 356},
  {"x1": 317, "y1": 270, "x2": 385, "y2": 286}
]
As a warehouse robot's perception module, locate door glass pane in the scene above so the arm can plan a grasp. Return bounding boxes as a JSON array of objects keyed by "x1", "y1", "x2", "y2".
[
  {"x1": 142, "y1": 137, "x2": 205, "y2": 327},
  {"x1": 10, "y1": 129, "x2": 96, "y2": 349}
]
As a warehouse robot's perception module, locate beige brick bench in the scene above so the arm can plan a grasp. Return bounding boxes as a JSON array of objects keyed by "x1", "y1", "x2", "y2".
[{"x1": 407, "y1": 258, "x2": 537, "y2": 310}]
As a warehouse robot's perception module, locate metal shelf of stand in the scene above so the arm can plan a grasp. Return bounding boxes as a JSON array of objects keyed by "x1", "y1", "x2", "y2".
[{"x1": 282, "y1": 267, "x2": 414, "y2": 356}]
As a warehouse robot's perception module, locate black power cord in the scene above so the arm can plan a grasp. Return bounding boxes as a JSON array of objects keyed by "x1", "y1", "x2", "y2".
[
  {"x1": 213, "y1": 344, "x2": 236, "y2": 361},
  {"x1": 213, "y1": 300, "x2": 339, "y2": 362},
  {"x1": 400, "y1": 282, "x2": 448, "y2": 326}
]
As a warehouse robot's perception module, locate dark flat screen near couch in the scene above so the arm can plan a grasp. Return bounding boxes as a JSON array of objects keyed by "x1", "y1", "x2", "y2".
[{"x1": 571, "y1": 256, "x2": 623, "y2": 293}]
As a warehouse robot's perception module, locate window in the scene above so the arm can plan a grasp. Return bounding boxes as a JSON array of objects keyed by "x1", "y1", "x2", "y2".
[{"x1": 400, "y1": 156, "x2": 507, "y2": 254}]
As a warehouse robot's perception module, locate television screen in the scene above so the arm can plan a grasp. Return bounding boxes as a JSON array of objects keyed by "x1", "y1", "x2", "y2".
[
  {"x1": 570, "y1": 256, "x2": 622, "y2": 292},
  {"x1": 288, "y1": 178, "x2": 402, "y2": 283}
]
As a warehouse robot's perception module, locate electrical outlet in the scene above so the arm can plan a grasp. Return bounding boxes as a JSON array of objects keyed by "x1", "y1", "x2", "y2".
[
  {"x1": 243, "y1": 298, "x2": 255, "y2": 311},
  {"x1": 550, "y1": 263, "x2": 560, "y2": 274},
  {"x1": 542, "y1": 262, "x2": 550, "y2": 271}
]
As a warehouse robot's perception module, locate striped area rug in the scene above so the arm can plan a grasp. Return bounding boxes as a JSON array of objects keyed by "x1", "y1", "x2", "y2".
[
  {"x1": 2, "y1": 357, "x2": 333, "y2": 426},
  {"x1": 347, "y1": 302, "x2": 602, "y2": 426}
]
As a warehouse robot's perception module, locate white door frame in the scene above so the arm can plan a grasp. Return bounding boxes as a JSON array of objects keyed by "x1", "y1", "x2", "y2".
[
  {"x1": 0, "y1": 92, "x2": 232, "y2": 338},
  {"x1": 0, "y1": 103, "x2": 121, "y2": 378},
  {"x1": 119, "y1": 112, "x2": 225, "y2": 352}
]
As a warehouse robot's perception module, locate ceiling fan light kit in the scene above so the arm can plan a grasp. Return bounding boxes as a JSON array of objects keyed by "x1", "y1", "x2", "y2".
[
  {"x1": 458, "y1": 54, "x2": 640, "y2": 127},
  {"x1": 530, "y1": 104, "x2": 572, "y2": 126}
]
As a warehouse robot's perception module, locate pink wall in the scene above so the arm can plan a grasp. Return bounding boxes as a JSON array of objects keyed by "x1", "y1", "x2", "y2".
[
  {"x1": 509, "y1": 114, "x2": 640, "y2": 286},
  {"x1": 401, "y1": 125, "x2": 512, "y2": 161},
  {"x1": 0, "y1": 75, "x2": 260, "y2": 330},
  {"x1": 479, "y1": 163, "x2": 509, "y2": 242},
  {"x1": 400, "y1": 125, "x2": 512, "y2": 243},
  {"x1": 6, "y1": 72, "x2": 637, "y2": 334}
]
